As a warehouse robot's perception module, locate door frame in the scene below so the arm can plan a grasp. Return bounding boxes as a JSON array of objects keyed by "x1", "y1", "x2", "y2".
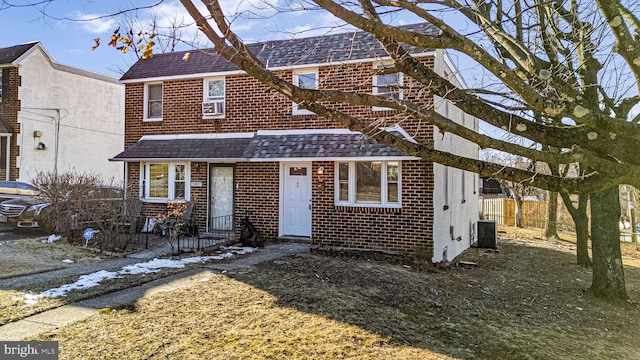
[
  {"x1": 207, "y1": 163, "x2": 235, "y2": 232},
  {"x1": 279, "y1": 161, "x2": 312, "y2": 237}
]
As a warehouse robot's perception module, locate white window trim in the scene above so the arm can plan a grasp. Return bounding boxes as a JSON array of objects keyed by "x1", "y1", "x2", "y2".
[
  {"x1": 141, "y1": 161, "x2": 191, "y2": 202},
  {"x1": 202, "y1": 77, "x2": 226, "y2": 119},
  {"x1": 372, "y1": 62, "x2": 404, "y2": 111},
  {"x1": 143, "y1": 82, "x2": 163, "y2": 122},
  {"x1": 292, "y1": 68, "x2": 318, "y2": 115},
  {"x1": 334, "y1": 160, "x2": 402, "y2": 208}
]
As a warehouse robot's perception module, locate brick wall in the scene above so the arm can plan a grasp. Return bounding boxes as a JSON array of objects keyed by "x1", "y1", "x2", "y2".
[
  {"x1": 0, "y1": 67, "x2": 21, "y2": 180},
  {"x1": 124, "y1": 57, "x2": 437, "y2": 254},
  {"x1": 124, "y1": 59, "x2": 436, "y2": 145},
  {"x1": 310, "y1": 160, "x2": 433, "y2": 254},
  {"x1": 234, "y1": 162, "x2": 280, "y2": 240}
]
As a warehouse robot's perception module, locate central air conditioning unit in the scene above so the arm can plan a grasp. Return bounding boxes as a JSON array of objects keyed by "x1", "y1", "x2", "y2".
[
  {"x1": 202, "y1": 101, "x2": 224, "y2": 116},
  {"x1": 477, "y1": 220, "x2": 497, "y2": 249}
]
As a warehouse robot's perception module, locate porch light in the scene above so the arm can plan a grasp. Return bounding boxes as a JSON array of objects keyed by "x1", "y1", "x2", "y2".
[{"x1": 317, "y1": 166, "x2": 324, "y2": 175}]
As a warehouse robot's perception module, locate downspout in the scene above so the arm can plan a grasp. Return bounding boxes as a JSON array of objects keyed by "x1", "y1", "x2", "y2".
[{"x1": 54, "y1": 109, "x2": 60, "y2": 176}]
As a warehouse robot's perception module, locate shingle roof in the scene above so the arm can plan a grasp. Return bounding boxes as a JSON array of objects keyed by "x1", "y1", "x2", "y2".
[
  {"x1": 0, "y1": 42, "x2": 37, "y2": 65},
  {"x1": 120, "y1": 23, "x2": 437, "y2": 81},
  {"x1": 111, "y1": 132, "x2": 412, "y2": 161},
  {"x1": 111, "y1": 138, "x2": 253, "y2": 160},
  {"x1": 244, "y1": 133, "x2": 408, "y2": 159}
]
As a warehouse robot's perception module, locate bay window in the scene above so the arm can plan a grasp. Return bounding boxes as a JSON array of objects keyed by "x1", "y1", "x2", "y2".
[
  {"x1": 335, "y1": 160, "x2": 401, "y2": 207},
  {"x1": 142, "y1": 162, "x2": 190, "y2": 201}
]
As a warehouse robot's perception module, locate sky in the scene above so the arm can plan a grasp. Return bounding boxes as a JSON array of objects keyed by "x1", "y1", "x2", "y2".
[
  {"x1": 0, "y1": 0, "x2": 424, "y2": 79},
  {"x1": 3, "y1": 1, "x2": 634, "y2": 122}
]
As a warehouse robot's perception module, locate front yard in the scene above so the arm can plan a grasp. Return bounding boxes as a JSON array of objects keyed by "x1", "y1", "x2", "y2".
[
  {"x1": 0, "y1": 238, "x2": 108, "y2": 279},
  {"x1": 22, "y1": 226, "x2": 640, "y2": 359}
]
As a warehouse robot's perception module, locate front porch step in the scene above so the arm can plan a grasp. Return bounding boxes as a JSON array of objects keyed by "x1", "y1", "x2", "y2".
[{"x1": 278, "y1": 236, "x2": 312, "y2": 244}]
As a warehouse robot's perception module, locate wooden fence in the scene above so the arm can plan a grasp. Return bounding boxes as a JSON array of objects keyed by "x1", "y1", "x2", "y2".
[{"x1": 480, "y1": 198, "x2": 548, "y2": 228}]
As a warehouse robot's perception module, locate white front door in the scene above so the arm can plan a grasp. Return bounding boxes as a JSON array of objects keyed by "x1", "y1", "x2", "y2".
[{"x1": 282, "y1": 162, "x2": 312, "y2": 237}]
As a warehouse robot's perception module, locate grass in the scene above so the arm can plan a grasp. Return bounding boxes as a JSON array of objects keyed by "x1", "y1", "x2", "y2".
[
  {"x1": 0, "y1": 239, "x2": 107, "y2": 279},
  {"x1": 0, "y1": 266, "x2": 190, "y2": 326},
  {"x1": 22, "y1": 226, "x2": 640, "y2": 359}
]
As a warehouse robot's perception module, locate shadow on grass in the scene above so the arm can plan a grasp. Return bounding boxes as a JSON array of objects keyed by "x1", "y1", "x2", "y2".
[{"x1": 224, "y1": 239, "x2": 640, "y2": 359}]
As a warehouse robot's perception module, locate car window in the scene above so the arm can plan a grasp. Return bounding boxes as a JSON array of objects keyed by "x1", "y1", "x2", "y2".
[
  {"x1": 0, "y1": 181, "x2": 39, "y2": 197},
  {"x1": 16, "y1": 182, "x2": 39, "y2": 195},
  {"x1": 17, "y1": 182, "x2": 38, "y2": 191},
  {"x1": 0, "y1": 181, "x2": 18, "y2": 195},
  {"x1": 99, "y1": 187, "x2": 124, "y2": 199}
]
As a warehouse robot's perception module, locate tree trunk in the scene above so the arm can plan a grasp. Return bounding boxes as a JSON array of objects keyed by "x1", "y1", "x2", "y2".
[
  {"x1": 590, "y1": 186, "x2": 626, "y2": 301},
  {"x1": 514, "y1": 196, "x2": 524, "y2": 228},
  {"x1": 544, "y1": 191, "x2": 558, "y2": 238},
  {"x1": 560, "y1": 192, "x2": 591, "y2": 267},
  {"x1": 575, "y1": 195, "x2": 591, "y2": 267}
]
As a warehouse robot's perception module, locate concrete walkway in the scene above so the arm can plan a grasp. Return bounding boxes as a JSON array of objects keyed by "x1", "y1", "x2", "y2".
[{"x1": 0, "y1": 242, "x2": 310, "y2": 341}]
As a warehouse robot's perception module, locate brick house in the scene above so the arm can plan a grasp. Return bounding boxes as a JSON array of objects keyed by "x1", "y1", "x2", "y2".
[
  {"x1": 0, "y1": 42, "x2": 124, "y2": 182},
  {"x1": 112, "y1": 23, "x2": 479, "y2": 262}
]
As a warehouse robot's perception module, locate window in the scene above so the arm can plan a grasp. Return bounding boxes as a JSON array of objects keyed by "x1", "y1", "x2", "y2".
[
  {"x1": 203, "y1": 78, "x2": 225, "y2": 118},
  {"x1": 142, "y1": 162, "x2": 190, "y2": 201},
  {"x1": 373, "y1": 64, "x2": 403, "y2": 111},
  {"x1": 292, "y1": 69, "x2": 318, "y2": 115},
  {"x1": 335, "y1": 161, "x2": 401, "y2": 207},
  {"x1": 144, "y1": 83, "x2": 163, "y2": 121}
]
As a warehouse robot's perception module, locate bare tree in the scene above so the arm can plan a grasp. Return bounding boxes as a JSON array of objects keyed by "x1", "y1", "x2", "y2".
[{"x1": 169, "y1": 0, "x2": 639, "y2": 301}]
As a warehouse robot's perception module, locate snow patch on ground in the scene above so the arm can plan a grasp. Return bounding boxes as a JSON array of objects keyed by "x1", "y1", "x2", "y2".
[
  {"x1": 42, "y1": 234, "x2": 62, "y2": 243},
  {"x1": 21, "y1": 246, "x2": 257, "y2": 305}
]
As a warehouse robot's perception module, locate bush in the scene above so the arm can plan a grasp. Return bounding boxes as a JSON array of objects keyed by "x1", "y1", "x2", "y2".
[{"x1": 30, "y1": 171, "x2": 127, "y2": 240}]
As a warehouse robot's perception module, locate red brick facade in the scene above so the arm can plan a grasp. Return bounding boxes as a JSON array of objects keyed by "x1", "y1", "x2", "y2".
[
  {"x1": 0, "y1": 67, "x2": 21, "y2": 180},
  {"x1": 124, "y1": 58, "x2": 437, "y2": 255}
]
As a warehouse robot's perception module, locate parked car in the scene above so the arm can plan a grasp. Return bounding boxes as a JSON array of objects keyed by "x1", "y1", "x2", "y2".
[
  {"x1": 0, "y1": 195, "x2": 50, "y2": 228},
  {"x1": 0, "y1": 185, "x2": 124, "y2": 229},
  {"x1": 0, "y1": 181, "x2": 39, "y2": 201}
]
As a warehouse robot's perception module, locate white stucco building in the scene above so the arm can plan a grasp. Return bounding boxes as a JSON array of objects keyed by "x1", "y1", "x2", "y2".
[
  {"x1": 0, "y1": 42, "x2": 124, "y2": 183},
  {"x1": 432, "y1": 50, "x2": 480, "y2": 262}
]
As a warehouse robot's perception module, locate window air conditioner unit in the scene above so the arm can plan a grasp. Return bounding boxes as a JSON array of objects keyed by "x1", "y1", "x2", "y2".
[{"x1": 202, "y1": 101, "x2": 224, "y2": 116}]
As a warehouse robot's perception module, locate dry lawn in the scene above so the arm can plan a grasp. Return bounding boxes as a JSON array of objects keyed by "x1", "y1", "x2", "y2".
[
  {"x1": 0, "y1": 239, "x2": 107, "y2": 279},
  {"x1": 29, "y1": 226, "x2": 640, "y2": 360}
]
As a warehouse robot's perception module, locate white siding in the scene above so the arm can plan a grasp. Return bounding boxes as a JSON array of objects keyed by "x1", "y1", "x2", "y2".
[
  {"x1": 431, "y1": 49, "x2": 480, "y2": 262},
  {"x1": 15, "y1": 46, "x2": 124, "y2": 183}
]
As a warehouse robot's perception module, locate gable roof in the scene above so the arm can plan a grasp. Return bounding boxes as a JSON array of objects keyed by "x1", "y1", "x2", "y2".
[
  {"x1": 0, "y1": 42, "x2": 38, "y2": 65},
  {"x1": 120, "y1": 22, "x2": 438, "y2": 82},
  {"x1": 0, "y1": 42, "x2": 119, "y2": 83}
]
